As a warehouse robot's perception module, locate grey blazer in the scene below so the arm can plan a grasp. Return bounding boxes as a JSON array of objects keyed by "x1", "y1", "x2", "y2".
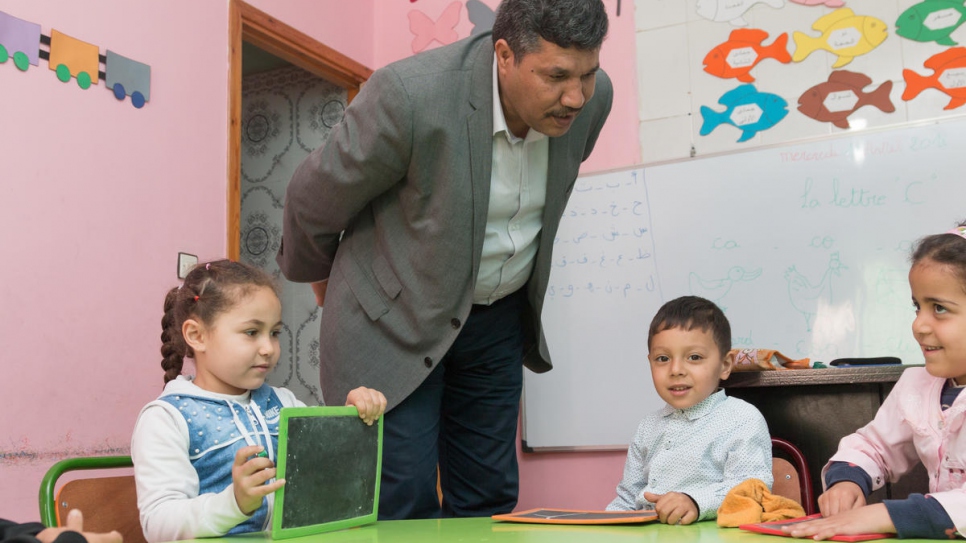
[{"x1": 278, "y1": 32, "x2": 613, "y2": 410}]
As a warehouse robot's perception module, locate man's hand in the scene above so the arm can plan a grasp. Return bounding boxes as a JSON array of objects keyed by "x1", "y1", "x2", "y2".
[
  {"x1": 311, "y1": 280, "x2": 328, "y2": 307},
  {"x1": 643, "y1": 491, "x2": 699, "y2": 525},
  {"x1": 37, "y1": 509, "x2": 123, "y2": 543}
]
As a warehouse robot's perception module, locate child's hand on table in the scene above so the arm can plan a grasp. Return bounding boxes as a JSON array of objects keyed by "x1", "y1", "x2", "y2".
[
  {"x1": 643, "y1": 491, "x2": 698, "y2": 525},
  {"x1": 780, "y1": 503, "x2": 895, "y2": 540},
  {"x1": 818, "y1": 481, "x2": 866, "y2": 517}
]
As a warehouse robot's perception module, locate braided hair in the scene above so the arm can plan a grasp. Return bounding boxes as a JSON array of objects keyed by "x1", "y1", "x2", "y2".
[{"x1": 160, "y1": 260, "x2": 277, "y2": 384}]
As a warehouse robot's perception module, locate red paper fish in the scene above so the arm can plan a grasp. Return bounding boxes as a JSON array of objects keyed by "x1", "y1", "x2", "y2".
[
  {"x1": 902, "y1": 46, "x2": 966, "y2": 110},
  {"x1": 797, "y1": 70, "x2": 894, "y2": 128},
  {"x1": 703, "y1": 29, "x2": 791, "y2": 83}
]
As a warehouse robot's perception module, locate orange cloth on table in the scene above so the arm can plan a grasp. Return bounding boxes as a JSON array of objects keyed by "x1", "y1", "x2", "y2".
[{"x1": 716, "y1": 478, "x2": 805, "y2": 527}]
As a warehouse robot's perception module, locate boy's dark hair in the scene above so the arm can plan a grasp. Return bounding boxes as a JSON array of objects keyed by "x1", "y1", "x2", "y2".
[
  {"x1": 492, "y1": 0, "x2": 608, "y2": 62},
  {"x1": 911, "y1": 219, "x2": 966, "y2": 291},
  {"x1": 160, "y1": 259, "x2": 277, "y2": 384},
  {"x1": 648, "y1": 296, "x2": 731, "y2": 356}
]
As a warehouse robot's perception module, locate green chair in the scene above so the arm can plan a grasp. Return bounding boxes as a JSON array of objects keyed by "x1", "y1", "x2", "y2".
[{"x1": 39, "y1": 456, "x2": 146, "y2": 543}]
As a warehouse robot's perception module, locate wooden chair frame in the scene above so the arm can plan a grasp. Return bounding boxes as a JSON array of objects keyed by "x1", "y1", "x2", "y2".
[
  {"x1": 772, "y1": 437, "x2": 816, "y2": 515},
  {"x1": 39, "y1": 455, "x2": 145, "y2": 543}
]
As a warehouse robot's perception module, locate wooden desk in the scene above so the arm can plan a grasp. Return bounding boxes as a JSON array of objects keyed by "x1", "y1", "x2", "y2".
[
  {"x1": 722, "y1": 366, "x2": 929, "y2": 507},
  {"x1": 174, "y1": 517, "x2": 926, "y2": 543}
]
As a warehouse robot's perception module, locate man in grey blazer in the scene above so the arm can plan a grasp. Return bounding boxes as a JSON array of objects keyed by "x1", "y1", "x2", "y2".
[{"x1": 277, "y1": 0, "x2": 612, "y2": 519}]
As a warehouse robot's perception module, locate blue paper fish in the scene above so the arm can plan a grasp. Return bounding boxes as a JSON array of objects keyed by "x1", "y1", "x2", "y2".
[{"x1": 700, "y1": 84, "x2": 788, "y2": 142}]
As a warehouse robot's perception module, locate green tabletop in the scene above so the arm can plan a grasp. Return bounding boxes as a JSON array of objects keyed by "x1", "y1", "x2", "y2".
[{"x1": 171, "y1": 517, "x2": 919, "y2": 543}]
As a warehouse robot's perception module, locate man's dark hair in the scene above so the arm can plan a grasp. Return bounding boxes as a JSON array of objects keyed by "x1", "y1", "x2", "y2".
[
  {"x1": 492, "y1": 0, "x2": 608, "y2": 61},
  {"x1": 648, "y1": 296, "x2": 732, "y2": 356}
]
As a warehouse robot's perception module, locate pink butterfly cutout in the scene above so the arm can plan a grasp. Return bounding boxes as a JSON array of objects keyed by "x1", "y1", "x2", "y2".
[{"x1": 409, "y1": 1, "x2": 462, "y2": 53}]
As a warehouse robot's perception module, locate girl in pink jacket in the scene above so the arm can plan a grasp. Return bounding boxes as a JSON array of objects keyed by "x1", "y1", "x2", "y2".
[{"x1": 785, "y1": 222, "x2": 966, "y2": 540}]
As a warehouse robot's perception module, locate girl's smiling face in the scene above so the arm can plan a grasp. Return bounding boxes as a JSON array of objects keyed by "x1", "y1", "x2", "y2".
[{"x1": 910, "y1": 258, "x2": 966, "y2": 385}]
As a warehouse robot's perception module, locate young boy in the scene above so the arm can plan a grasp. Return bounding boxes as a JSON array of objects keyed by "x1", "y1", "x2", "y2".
[{"x1": 606, "y1": 296, "x2": 773, "y2": 525}]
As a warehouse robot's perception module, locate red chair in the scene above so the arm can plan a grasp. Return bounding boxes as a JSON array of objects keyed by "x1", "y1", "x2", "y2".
[{"x1": 771, "y1": 437, "x2": 815, "y2": 515}]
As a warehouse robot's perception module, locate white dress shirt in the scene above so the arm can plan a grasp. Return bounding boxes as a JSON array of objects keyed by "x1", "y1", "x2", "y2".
[{"x1": 473, "y1": 56, "x2": 549, "y2": 304}]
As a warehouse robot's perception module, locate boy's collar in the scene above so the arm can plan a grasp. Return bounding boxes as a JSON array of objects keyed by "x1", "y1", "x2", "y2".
[{"x1": 660, "y1": 388, "x2": 727, "y2": 420}]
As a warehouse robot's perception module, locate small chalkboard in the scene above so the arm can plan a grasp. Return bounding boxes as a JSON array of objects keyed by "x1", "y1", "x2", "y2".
[
  {"x1": 271, "y1": 406, "x2": 382, "y2": 539},
  {"x1": 492, "y1": 508, "x2": 658, "y2": 525}
]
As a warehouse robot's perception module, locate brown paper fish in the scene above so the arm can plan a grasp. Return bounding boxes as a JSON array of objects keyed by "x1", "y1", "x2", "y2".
[{"x1": 797, "y1": 70, "x2": 894, "y2": 128}]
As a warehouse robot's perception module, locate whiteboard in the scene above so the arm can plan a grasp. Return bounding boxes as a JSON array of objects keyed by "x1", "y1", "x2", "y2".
[{"x1": 523, "y1": 117, "x2": 966, "y2": 451}]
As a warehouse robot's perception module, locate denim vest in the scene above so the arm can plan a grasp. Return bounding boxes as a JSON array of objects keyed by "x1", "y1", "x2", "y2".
[{"x1": 160, "y1": 384, "x2": 283, "y2": 535}]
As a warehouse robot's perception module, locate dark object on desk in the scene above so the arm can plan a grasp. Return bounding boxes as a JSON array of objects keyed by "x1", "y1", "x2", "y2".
[
  {"x1": 740, "y1": 514, "x2": 894, "y2": 541},
  {"x1": 272, "y1": 407, "x2": 383, "y2": 539},
  {"x1": 829, "y1": 357, "x2": 901, "y2": 367},
  {"x1": 492, "y1": 508, "x2": 658, "y2": 525}
]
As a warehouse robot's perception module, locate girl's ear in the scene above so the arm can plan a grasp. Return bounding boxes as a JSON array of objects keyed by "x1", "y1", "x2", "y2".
[
  {"x1": 182, "y1": 318, "x2": 207, "y2": 354},
  {"x1": 720, "y1": 350, "x2": 735, "y2": 381}
]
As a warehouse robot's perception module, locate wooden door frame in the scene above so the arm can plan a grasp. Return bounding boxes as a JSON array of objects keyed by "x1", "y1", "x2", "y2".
[{"x1": 227, "y1": 0, "x2": 371, "y2": 259}]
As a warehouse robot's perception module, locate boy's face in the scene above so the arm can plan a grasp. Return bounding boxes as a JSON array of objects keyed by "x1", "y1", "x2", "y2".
[{"x1": 648, "y1": 326, "x2": 733, "y2": 410}]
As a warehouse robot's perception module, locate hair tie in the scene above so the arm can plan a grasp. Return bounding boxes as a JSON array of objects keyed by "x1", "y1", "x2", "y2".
[
  {"x1": 946, "y1": 226, "x2": 966, "y2": 240},
  {"x1": 193, "y1": 295, "x2": 200, "y2": 301}
]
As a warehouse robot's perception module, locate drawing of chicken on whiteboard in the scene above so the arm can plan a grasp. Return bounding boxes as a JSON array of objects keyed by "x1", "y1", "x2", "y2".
[{"x1": 784, "y1": 252, "x2": 847, "y2": 331}]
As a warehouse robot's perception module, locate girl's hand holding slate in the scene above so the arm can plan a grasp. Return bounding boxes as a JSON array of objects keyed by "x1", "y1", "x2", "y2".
[
  {"x1": 232, "y1": 445, "x2": 285, "y2": 515},
  {"x1": 817, "y1": 481, "x2": 865, "y2": 517},
  {"x1": 346, "y1": 387, "x2": 387, "y2": 426},
  {"x1": 642, "y1": 491, "x2": 698, "y2": 525}
]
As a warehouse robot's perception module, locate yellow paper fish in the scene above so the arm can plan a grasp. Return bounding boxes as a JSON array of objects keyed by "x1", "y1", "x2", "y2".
[{"x1": 792, "y1": 8, "x2": 888, "y2": 68}]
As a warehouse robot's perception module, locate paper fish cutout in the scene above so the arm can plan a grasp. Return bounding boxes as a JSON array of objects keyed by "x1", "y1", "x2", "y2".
[
  {"x1": 792, "y1": 8, "x2": 888, "y2": 68},
  {"x1": 408, "y1": 1, "x2": 461, "y2": 53},
  {"x1": 467, "y1": 0, "x2": 496, "y2": 36},
  {"x1": 789, "y1": 0, "x2": 846, "y2": 6},
  {"x1": 895, "y1": 0, "x2": 966, "y2": 46},
  {"x1": 703, "y1": 29, "x2": 791, "y2": 82},
  {"x1": 696, "y1": 0, "x2": 784, "y2": 27},
  {"x1": 797, "y1": 70, "x2": 894, "y2": 128},
  {"x1": 700, "y1": 84, "x2": 788, "y2": 142},
  {"x1": 902, "y1": 46, "x2": 966, "y2": 110}
]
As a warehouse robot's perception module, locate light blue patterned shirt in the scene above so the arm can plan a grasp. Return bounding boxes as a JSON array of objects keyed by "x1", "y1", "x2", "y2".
[{"x1": 606, "y1": 389, "x2": 773, "y2": 520}]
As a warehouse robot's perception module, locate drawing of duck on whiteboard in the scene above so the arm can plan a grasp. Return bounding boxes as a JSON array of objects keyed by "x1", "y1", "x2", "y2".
[
  {"x1": 689, "y1": 266, "x2": 762, "y2": 308},
  {"x1": 784, "y1": 252, "x2": 847, "y2": 331}
]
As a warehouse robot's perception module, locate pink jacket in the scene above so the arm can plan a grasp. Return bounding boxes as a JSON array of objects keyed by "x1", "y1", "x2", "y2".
[{"x1": 825, "y1": 367, "x2": 965, "y2": 533}]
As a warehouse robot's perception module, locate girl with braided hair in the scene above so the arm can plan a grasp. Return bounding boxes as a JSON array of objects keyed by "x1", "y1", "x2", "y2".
[{"x1": 132, "y1": 260, "x2": 385, "y2": 543}]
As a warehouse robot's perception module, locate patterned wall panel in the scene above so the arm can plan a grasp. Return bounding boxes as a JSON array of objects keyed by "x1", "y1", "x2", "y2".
[{"x1": 240, "y1": 65, "x2": 347, "y2": 406}]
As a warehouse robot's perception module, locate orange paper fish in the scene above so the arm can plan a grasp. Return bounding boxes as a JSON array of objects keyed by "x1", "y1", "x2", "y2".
[
  {"x1": 902, "y1": 46, "x2": 966, "y2": 110},
  {"x1": 703, "y1": 29, "x2": 792, "y2": 82},
  {"x1": 798, "y1": 70, "x2": 894, "y2": 128}
]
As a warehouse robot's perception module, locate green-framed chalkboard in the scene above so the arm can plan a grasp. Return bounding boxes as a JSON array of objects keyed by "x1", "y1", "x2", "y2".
[{"x1": 271, "y1": 406, "x2": 382, "y2": 539}]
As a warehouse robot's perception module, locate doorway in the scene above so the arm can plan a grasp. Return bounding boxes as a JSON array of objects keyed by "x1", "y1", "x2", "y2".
[{"x1": 228, "y1": 0, "x2": 370, "y2": 404}]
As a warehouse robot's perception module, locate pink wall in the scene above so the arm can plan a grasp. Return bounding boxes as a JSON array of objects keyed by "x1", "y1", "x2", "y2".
[
  {"x1": 0, "y1": 0, "x2": 635, "y2": 522},
  {"x1": 0, "y1": 0, "x2": 374, "y2": 521}
]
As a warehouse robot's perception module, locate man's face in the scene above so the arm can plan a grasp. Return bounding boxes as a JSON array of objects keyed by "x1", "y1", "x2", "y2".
[{"x1": 495, "y1": 37, "x2": 600, "y2": 139}]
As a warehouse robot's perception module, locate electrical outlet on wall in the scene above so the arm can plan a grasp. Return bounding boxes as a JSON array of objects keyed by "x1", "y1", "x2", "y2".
[{"x1": 177, "y1": 252, "x2": 198, "y2": 279}]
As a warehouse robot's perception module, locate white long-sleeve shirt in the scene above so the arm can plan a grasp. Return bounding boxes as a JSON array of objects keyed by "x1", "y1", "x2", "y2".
[{"x1": 131, "y1": 377, "x2": 304, "y2": 543}]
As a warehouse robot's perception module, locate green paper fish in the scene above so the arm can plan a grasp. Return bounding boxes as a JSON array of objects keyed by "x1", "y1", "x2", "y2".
[{"x1": 895, "y1": 0, "x2": 966, "y2": 46}]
